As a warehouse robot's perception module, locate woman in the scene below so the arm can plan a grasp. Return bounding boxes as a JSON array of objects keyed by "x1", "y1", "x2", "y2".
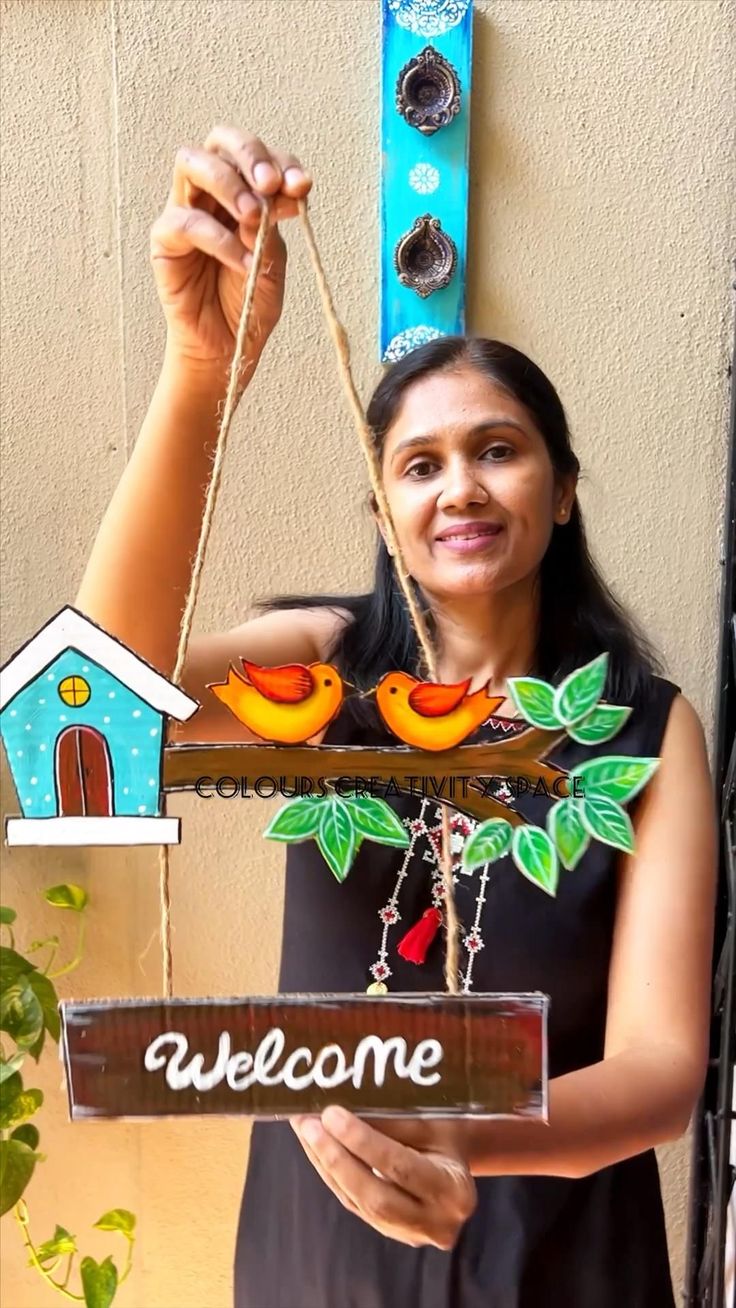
[{"x1": 76, "y1": 126, "x2": 717, "y2": 1307}]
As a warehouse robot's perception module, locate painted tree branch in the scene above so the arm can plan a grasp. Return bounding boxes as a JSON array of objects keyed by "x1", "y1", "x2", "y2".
[{"x1": 163, "y1": 728, "x2": 570, "y2": 826}]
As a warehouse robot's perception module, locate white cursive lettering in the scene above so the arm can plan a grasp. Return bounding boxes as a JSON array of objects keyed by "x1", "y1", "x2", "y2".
[
  {"x1": 312, "y1": 1043, "x2": 349, "y2": 1089},
  {"x1": 143, "y1": 1028, "x2": 445, "y2": 1094}
]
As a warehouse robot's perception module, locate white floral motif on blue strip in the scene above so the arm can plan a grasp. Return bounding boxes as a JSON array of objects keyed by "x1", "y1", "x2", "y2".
[
  {"x1": 387, "y1": 0, "x2": 471, "y2": 38},
  {"x1": 409, "y1": 163, "x2": 440, "y2": 195},
  {"x1": 383, "y1": 325, "x2": 445, "y2": 363}
]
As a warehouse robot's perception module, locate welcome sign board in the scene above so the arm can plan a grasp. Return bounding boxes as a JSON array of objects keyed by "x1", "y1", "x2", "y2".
[{"x1": 61, "y1": 993, "x2": 547, "y2": 1120}]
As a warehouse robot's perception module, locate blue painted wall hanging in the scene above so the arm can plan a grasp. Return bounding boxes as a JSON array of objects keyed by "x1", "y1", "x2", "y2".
[{"x1": 380, "y1": 0, "x2": 474, "y2": 361}]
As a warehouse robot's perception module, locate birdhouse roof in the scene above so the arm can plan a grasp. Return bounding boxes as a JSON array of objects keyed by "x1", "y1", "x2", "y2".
[{"x1": 0, "y1": 606, "x2": 198, "y2": 720}]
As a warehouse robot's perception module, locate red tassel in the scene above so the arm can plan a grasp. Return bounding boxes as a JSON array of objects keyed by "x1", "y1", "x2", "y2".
[{"x1": 397, "y1": 907, "x2": 443, "y2": 965}]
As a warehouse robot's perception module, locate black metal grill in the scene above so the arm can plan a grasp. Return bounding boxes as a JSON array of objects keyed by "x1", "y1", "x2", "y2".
[{"x1": 683, "y1": 323, "x2": 735, "y2": 1307}]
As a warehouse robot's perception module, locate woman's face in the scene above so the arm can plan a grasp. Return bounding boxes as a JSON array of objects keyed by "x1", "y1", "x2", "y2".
[{"x1": 376, "y1": 365, "x2": 574, "y2": 603}]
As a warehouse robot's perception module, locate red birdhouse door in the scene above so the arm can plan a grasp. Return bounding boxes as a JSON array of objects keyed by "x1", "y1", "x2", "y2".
[{"x1": 55, "y1": 725, "x2": 113, "y2": 817}]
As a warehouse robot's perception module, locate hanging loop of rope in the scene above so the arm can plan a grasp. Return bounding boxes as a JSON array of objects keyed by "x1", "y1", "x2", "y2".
[{"x1": 158, "y1": 196, "x2": 460, "y2": 999}]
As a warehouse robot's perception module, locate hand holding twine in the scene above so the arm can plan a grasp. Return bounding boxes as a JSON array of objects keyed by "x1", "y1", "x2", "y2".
[{"x1": 158, "y1": 196, "x2": 461, "y2": 999}]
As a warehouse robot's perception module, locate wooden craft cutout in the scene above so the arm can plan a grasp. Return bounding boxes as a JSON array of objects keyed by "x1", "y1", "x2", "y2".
[
  {"x1": 2, "y1": 201, "x2": 663, "y2": 1127},
  {"x1": 207, "y1": 659, "x2": 345, "y2": 743},
  {"x1": 375, "y1": 671, "x2": 504, "y2": 748},
  {"x1": 1, "y1": 611, "x2": 657, "y2": 903},
  {"x1": 194, "y1": 648, "x2": 655, "y2": 891},
  {"x1": 61, "y1": 992, "x2": 547, "y2": 1121},
  {"x1": 0, "y1": 606, "x2": 198, "y2": 847}
]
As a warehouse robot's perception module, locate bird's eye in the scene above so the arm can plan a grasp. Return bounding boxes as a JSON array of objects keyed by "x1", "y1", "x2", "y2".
[
  {"x1": 324, "y1": 678, "x2": 332, "y2": 687},
  {"x1": 390, "y1": 687, "x2": 397, "y2": 694}
]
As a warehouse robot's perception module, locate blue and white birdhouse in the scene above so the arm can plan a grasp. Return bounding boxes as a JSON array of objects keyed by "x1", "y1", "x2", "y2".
[{"x1": 0, "y1": 606, "x2": 199, "y2": 847}]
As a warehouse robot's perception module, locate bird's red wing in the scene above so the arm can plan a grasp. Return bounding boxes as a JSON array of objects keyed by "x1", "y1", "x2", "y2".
[
  {"x1": 240, "y1": 660, "x2": 314, "y2": 703},
  {"x1": 407, "y1": 677, "x2": 472, "y2": 717}
]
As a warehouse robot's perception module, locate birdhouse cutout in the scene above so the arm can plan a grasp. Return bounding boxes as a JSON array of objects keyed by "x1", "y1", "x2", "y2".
[{"x1": 0, "y1": 606, "x2": 198, "y2": 847}]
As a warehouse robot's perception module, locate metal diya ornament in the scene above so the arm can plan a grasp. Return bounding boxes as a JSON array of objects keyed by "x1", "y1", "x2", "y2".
[
  {"x1": 396, "y1": 45, "x2": 462, "y2": 135},
  {"x1": 394, "y1": 212, "x2": 458, "y2": 297}
]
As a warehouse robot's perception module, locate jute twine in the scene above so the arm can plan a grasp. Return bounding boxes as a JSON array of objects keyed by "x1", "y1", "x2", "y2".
[{"x1": 159, "y1": 196, "x2": 460, "y2": 998}]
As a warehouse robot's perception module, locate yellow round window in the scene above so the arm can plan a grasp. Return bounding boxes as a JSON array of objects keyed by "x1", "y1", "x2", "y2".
[{"x1": 58, "y1": 675, "x2": 91, "y2": 707}]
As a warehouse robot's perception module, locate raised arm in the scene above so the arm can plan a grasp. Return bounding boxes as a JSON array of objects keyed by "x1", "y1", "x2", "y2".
[{"x1": 74, "y1": 127, "x2": 346, "y2": 741}]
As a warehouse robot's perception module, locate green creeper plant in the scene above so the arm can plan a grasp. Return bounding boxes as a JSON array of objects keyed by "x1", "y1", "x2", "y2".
[{"x1": 0, "y1": 887, "x2": 136, "y2": 1307}]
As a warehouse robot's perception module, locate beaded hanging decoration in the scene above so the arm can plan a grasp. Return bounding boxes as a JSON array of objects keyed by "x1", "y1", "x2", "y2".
[{"x1": 366, "y1": 775, "x2": 516, "y2": 995}]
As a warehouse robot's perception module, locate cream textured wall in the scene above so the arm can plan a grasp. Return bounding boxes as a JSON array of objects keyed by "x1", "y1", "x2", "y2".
[{"x1": 1, "y1": 1, "x2": 733, "y2": 1304}]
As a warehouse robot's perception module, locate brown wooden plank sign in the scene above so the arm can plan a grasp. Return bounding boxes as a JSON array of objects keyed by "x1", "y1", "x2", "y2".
[{"x1": 60, "y1": 993, "x2": 548, "y2": 1121}]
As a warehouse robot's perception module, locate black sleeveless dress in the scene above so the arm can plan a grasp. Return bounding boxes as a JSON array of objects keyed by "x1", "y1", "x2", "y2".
[{"x1": 234, "y1": 672, "x2": 681, "y2": 1308}]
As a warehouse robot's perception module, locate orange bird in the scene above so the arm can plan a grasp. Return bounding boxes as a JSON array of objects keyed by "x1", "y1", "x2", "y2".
[
  {"x1": 375, "y1": 672, "x2": 505, "y2": 751},
  {"x1": 208, "y1": 660, "x2": 344, "y2": 743}
]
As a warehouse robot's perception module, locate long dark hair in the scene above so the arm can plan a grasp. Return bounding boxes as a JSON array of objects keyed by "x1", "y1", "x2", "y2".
[{"x1": 252, "y1": 337, "x2": 663, "y2": 712}]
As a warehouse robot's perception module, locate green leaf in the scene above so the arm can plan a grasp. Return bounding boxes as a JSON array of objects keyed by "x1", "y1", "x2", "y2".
[
  {"x1": 0, "y1": 1053, "x2": 25, "y2": 1085},
  {"x1": 505, "y1": 677, "x2": 559, "y2": 729},
  {"x1": 462, "y1": 819, "x2": 514, "y2": 873},
  {"x1": 0, "y1": 1087, "x2": 43, "y2": 1131},
  {"x1": 553, "y1": 653, "x2": 609, "y2": 726},
  {"x1": 346, "y1": 797, "x2": 410, "y2": 848},
  {"x1": 580, "y1": 796, "x2": 635, "y2": 853},
  {"x1": 26, "y1": 935, "x2": 60, "y2": 954},
  {"x1": 44, "y1": 883, "x2": 88, "y2": 913},
  {"x1": 547, "y1": 799, "x2": 590, "y2": 871},
  {"x1": 569, "y1": 755, "x2": 660, "y2": 804},
  {"x1": 262, "y1": 797, "x2": 324, "y2": 842},
  {"x1": 94, "y1": 1208, "x2": 136, "y2": 1239},
  {"x1": 0, "y1": 1139, "x2": 38, "y2": 1215},
  {"x1": 0, "y1": 1072, "x2": 23, "y2": 1122},
  {"x1": 26, "y1": 1027, "x2": 45, "y2": 1064},
  {"x1": 316, "y1": 797, "x2": 356, "y2": 883},
  {"x1": 0, "y1": 908, "x2": 16, "y2": 926},
  {"x1": 0, "y1": 946, "x2": 38, "y2": 985},
  {"x1": 511, "y1": 825, "x2": 559, "y2": 897},
  {"x1": 11, "y1": 1123, "x2": 40, "y2": 1151},
  {"x1": 0, "y1": 977, "x2": 44, "y2": 1051},
  {"x1": 26, "y1": 971, "x2": 60, "y2": 1043},
  {"x1": 566, "y1": 703, "x2": 632, "y2": 745},
  {"x1": 35, "y1": 1223, "x2": 76, "y2": 1263},
  {"x1": 80, "y1": 1255, "x2": 118, "y2": 1308}
]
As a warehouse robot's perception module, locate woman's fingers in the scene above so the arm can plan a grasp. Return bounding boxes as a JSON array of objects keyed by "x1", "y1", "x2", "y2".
[
  {"x1": 168, "y1": 127, "x2": 312, "y2": 242},
  {"x1": 291, "y1": 1121, "x2": 363, "y2": 1219},
  {"x1": 171, "y1": 145, "x2": 256, "y2": 224},
  {"x1": 204, "y1": 125, "x2": 284, "y2": 193},
  {"x1": 151, "y1": 204, "x2": 250, "y2": 275},
  {"x1": 292, "y1": 1117, "x2": 424, "y2": 1231},
  {"x1": 319, "y1": 1106, "x2": 445, "y2": 1202},
  {"x1": 202, "y1": 128, "x2": 311, "y2": 198},
  {"x1": 268, "y1": 147, "x2": 313, "y2": 197}
]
